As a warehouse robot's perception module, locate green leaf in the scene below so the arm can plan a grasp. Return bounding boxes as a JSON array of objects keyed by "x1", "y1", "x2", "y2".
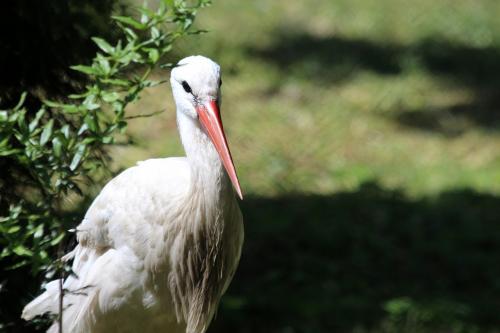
[
  {"x1": 33, "y1": 224, "x2": 44, "y2": 238},
  {"x1": 140, "y1": 10, "x2": 149, "y2": 24},
  {"x1": 0, "y1": 148, "x2": 22, "y2": 156},
  {"x1": 0, "y1": 137, "x2": 9, "y2": 148},
  {"x1": 0, "y1": 111, "x2": 8, "y2": 122},
  {"x1": 101, "y1": 78, "x2": 130, "y2": 87},
  {"x1": 44, "y1": 100, "x2": 64, "y2": 108},
  {"x1": 112, "y1": 15, "x2": 147, "y2": 30},
  {"x1": 102, "y1": 136, "x2": 114, "y2": 144},
  {"x1": 123, "y1": 27, "x2": 138, "y2": 40},
  {"x1": 29, "y1": 109, "x2": 45, "y2": 132},
  {"x1": 61, "y1": 124, "x2": 70, "y2": 139},
  {"x1": 112, "y1": 101, "x2": 124, "y2": 115},
  {"x1": 117, "y1": 51, "x2": 141, "y2": 65},
  {"x1": 82, "y1": 137, "x2": 97, "y2": 145},
  {"x1": 8, "y1": 111, "x2": 19, "y2": 122},
  {"x1": 138, "y1": 7, "x2": 155, "y2": 20},
  {"x1": 83, "y1": 95, "x2": 100, "y2": 111},
  {"x1": 7, "y1": 226, "x2": 20, "y2": 233},
  {"x1": 39, "y1": 250, "x2": 48, "y2": 260},
  {"x1": 52, "y1": 137, "x2": 62, "y2": 158},
  {"x1": 13, "y1": 245, "x2": 33, "y2": 257},
  {"x1": 92, "y1": 37, "x2": 114, "y2": 54},
  {"x1": 78, "y1": 123, "x2": 88, "y2": 135},
  {"x1": 102, "y1": 91, "x2": 120, "y2": 103},
  {"x1": 161, "y1": 44, "x2": 172, "y2": 54},
  {"x1": 62, "y1": 104, "x2": 81, "y2": 114},
  {"x1": 16, "y1": 110, "x2": 27, "y2": 134},
  {"x1": 148, "y1": 49, "x2": 159, "y2": 63},
  {"x1": 151, "y1": 27, "x2": 160, "y2": 39},
  {"x1": 71, "y1": 65, "x2": 100, "y2": 75},
  {"x1": 70, "y1": 144, "x2": 86, "y2": 171},
  {"x1": 40, "y1": 119, "x2": 54, "y2": 146},
  {"x1": 97, "y1": 55, "x2": 111, "y2": 75},
  {"x1": 84, "y1": 114, "x2": 97, "y2": 132},
  {"x1": 14, "y1": 92, "x2": 27, "y2": 111},
  {"x1": 8, "y1": 260, "x2": 29, "y2": 269},
  {"x1": 50, "y1": 232, "x2": 65, "y2": 246}
]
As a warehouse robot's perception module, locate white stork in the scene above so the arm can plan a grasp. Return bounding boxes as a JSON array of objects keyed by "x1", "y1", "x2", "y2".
[{"x1": 22, "y1": 55, "x2": 244, "y2": 333}]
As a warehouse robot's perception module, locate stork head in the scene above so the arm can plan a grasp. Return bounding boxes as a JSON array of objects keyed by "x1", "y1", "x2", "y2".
[{"x1": 170, "y1": 55, "x2": 242, "y2": 199}]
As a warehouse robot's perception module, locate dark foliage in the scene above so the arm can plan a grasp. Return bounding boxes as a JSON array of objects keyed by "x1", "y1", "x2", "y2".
[
  {"x1": 0, "y1": 2, "x2": 117, "y2": 331},
  {"x1": 0, "y1": 0, "x2": 118, "y2": 109}
]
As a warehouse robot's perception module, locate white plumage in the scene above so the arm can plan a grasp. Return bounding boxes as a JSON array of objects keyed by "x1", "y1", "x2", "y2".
[{"x1": 22, "y1": 56, "x2": 244, "y2": 333}]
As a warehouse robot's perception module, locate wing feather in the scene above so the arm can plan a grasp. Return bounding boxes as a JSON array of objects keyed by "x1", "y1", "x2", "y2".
[{"x1": 22, "y1": 158, "x2": 191, "y2": 332}]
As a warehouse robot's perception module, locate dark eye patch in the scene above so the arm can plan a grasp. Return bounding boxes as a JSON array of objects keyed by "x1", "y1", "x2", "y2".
[{"x1": 181, "y1": 81, "x2": 192, "y2": 94}]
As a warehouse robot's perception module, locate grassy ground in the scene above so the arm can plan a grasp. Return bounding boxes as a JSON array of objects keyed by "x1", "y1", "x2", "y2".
[
  {"x1": 115, "y1": 1, "x2": 500, "y2": 332},
  {"x1": 120, "y1": 0, "x2": 500, "y2": 197}
]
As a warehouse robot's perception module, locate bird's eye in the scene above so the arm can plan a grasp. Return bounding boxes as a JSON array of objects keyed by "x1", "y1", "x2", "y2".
[
  {"x1": 218, "y1": 78, "x2": 222, "y2": 87},
  {"x1": 181, "y1": 81, "x2": 192, "y2": 94}
]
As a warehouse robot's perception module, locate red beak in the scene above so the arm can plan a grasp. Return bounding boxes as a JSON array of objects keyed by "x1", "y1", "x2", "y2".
[{"x1": 196, "y1": 99, "x2": 243, "y2": 200}]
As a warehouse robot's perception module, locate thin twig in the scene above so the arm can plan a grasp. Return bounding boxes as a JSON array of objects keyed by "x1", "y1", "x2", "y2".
[
  {"x1": 58, "y1": 276, "x2": 63, "y2": 333},
  {"x1": 125, "y1": 109, "x2": 166, "y2": 119},
  {"x1": 55, "y1": 208, "x2": 65, "y2": 333}
]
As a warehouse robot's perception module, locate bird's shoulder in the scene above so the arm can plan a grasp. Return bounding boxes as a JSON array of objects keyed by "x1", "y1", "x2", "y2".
[
  {"x1": 105, "y1": 156, "x2": 190, "y2": 197},
  {"x1": 131, "y1": 156, "x2": 191, "y2": 185}
]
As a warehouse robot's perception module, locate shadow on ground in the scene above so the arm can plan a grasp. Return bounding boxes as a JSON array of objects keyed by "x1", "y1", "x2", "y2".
[
  {"x1": 249, "y1": 33, "x2": 402, "y2": 84},
  {"x1": 250, "y1": 32, "x2": 500, "y2": 134},
  {"x1": 394, "y1": 38, "x2": 500, "y2": 136},
  {"x1": 395, "y1": 91, "x2": 500, "y2": 137},
  {"x1": 209, "y1": 182, "x2": 500, "y2": 333}
]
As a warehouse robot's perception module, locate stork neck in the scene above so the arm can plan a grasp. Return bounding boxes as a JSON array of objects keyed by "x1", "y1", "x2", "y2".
[{"x1": 177, "y1": 111, "x2": 232, "y2": 199}]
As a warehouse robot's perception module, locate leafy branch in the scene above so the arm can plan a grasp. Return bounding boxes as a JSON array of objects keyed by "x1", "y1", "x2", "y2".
[{"x1": 0, "y1": 0, "x2": 210, "y2": 276}]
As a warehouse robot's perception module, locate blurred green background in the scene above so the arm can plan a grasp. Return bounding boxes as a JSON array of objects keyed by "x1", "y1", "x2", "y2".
[
  {"x1": 122, "y1": 1, "x2": 500, "y2": 332},
  {"x1": 3, "y1": 0, "x2": 500, "y2": 332}
]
